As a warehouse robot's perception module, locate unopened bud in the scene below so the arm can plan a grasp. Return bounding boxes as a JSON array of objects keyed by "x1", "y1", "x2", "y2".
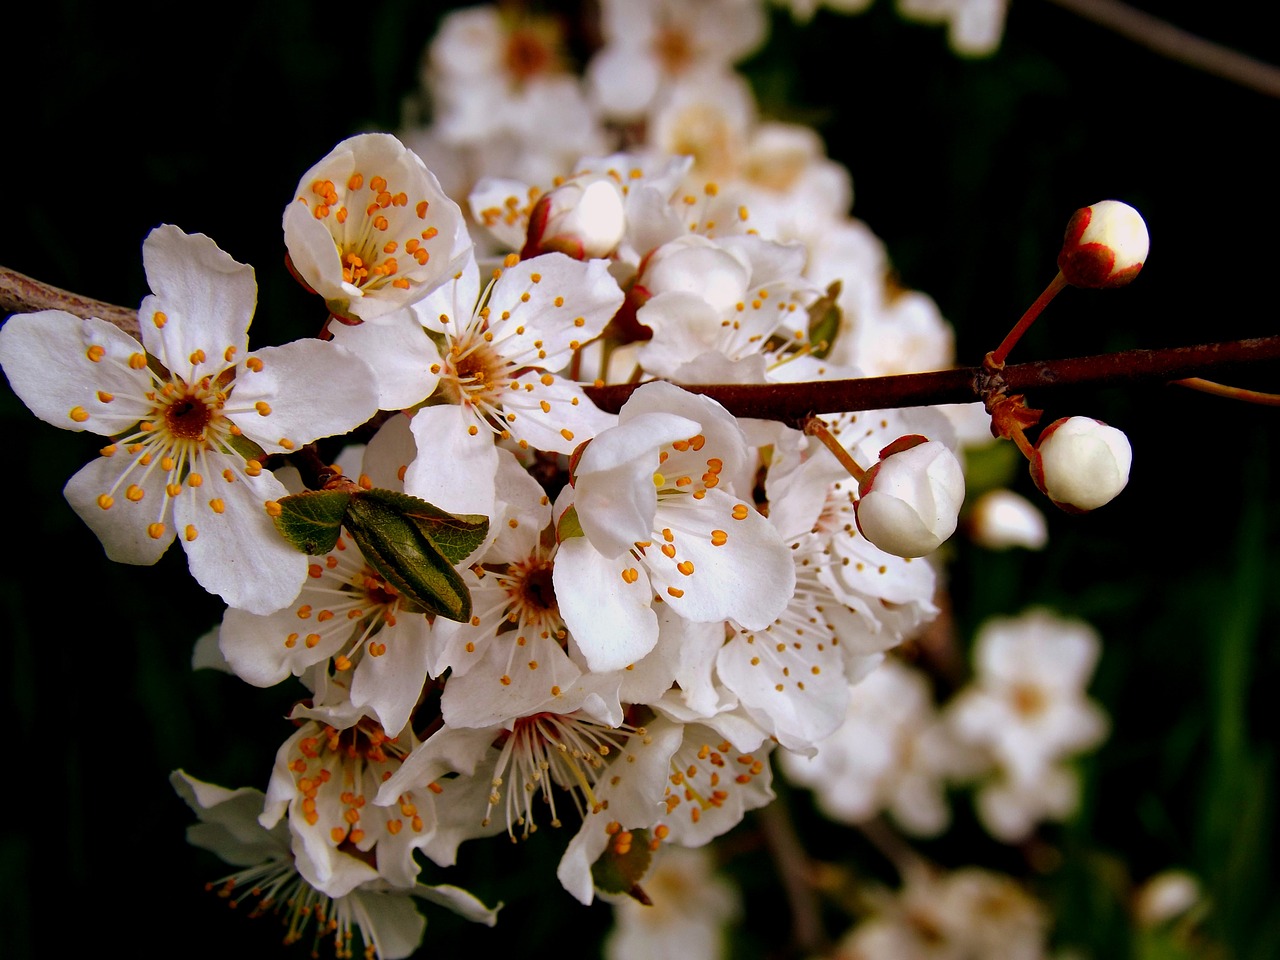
[
  {"x1": 969, "y1": 488, "x2": 1047, "y2": 550},
  {"x1": 855, "y1": 438, "x2": 965, "y2": 558},
  {"x1": 1133, "y1": 870, "x2": 1202, "y2": 928},
  {"x1": 1057, "y1": 199, "x2": 1148, "y2": 289},
  {"x1": 1030, "y1": 416, "x2": 1132, "y2": 512},
  {"x1": 523, "y1": 174, "x2": 626, "y2": 260}
]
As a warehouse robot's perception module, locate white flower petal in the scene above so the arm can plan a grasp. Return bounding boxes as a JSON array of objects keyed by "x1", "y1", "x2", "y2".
[
  {"x1": 501, "y1": 374, "x2": 617, "y2": 453},
  {"x1": 63, "y1": 455, "x2": 174, "y2": 565},
  {"x1": 0, "y1": 312, "x2": 148, "y2": 435},
  {"x1": 646, "y1": 491, "x2": 794, "y2": 629},
  {"x1": 554, "y1": 535, "x2": 659, "y2": 673},
  {"x1": 404, "y1": 404, "x2": 500, "y2": 516},
  {"x1": 573, "y1": 411, "x2": 699, "y2": 557},
  {"x1": 350, "y1": 615, "x2": 436, "y2": 736},
  {"x1": 328, "y1": 308, "x2": 442, "y2": 411},
  {"x1": 140, "y1": 225, "x2": 255, "y2": 381},
  {"x1": 229, "y1": 340, "x2": 379, "y2": 454},
  {"x1": 175, "y1": 466, "x2": 306, "y2": 615}
]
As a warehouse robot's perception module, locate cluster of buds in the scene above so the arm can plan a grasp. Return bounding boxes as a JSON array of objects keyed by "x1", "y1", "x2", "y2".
[
  {"x1": 1027, "y1": 200, "x2": 1145, "y2": 511},
  {"x1": 982, "y1": 199, "x2": 1147, "y2": 516}
]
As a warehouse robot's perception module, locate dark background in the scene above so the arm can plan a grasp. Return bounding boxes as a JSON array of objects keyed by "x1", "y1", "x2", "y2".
[{"x1": 1, "y1": 1, "x2": 1276, "y2": 957}]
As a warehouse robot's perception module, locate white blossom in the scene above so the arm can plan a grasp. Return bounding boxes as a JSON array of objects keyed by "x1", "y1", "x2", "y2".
[
  {"x1": 604, "y1": 846, "x2": 740, "y2": 960},
  {"x1": 171, "y1": 770, "x2": 497, "y2": 959},
  {"x1": 946, "y1": 608, "x2": 1109, "y2": 836},
  {"x1": 556, "y1": 381, "x2": 795, "y2": 672},
  {"x1": 0, "y1": 225, "x2": 380, "y2": 614},
  {"x1": 283, "y1": 133, "x2": 473, "y2": 322},
  {"x1": 968, "y1": 488, "x2": 1049, "y2": 550}
]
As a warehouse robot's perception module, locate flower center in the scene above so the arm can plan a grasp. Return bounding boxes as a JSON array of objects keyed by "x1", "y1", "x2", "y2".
[
  {"x1": 298, "y1": 170, "x2": 443, "y2": 310},
  {"x1": 87, "y1": 342, "x2": 269, "y2": 544},
  {"x1": 440, "y1": 331, "x2": 513, "y2": 424},
  {"x1": 291, "y1": 542, "x2": 406, "y2": 672},
  {"x1": 1011, "y1": 683, "x2": 1047, "y2": 718},
  {"x1": 162, "y1": 389, "x2": 216, "y2": 440},
  {"x1": 499, "y1": 554, "x2": 559, "y2": 629},
  {"x1": 502, "y1": 19, "x2": 563, "y2": 81},
  {"x1": 653, "y1": 26, "x2": 694, "y2": 74},
  {"x1": 505, "y1": 30, "x2": 552, "y2": 79},
  {"x1": 290, "y1": 720, "x2": 423, "y2": 850},
  {"x1": 484, "y1": 713, "x2": 640, "y2": 839},
  {"x1": 665, "y1": 103, "x2": 739, "y2": 181}
]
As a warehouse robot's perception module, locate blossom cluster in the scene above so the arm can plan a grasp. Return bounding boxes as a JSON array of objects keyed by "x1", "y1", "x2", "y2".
[
  {"x1": 0, "y1": 3, "x2": 1131, "y2": 957},
  {"x1": 782, "y1": 608, "x2": 1109, "y2": 843}
]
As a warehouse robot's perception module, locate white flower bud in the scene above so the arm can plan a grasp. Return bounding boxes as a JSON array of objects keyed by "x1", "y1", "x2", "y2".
[
  {"x1": 1057, "y1": 199, "x2": 1149, "y2": 289},
  {"x1": 1133, "y1": 870, "x2": 1202, "y2": 928},
  {"x1": 1030, "y1": 416, "x2": 1132, "y2": 512},
  {"x1": 524, "y1": 174, "x2": 626, "y2": 259},
  {"x1": 855, "y1": 439, "x2": 965, "y2": 558},
  {"x1": 969, "y1": 489, "x2": 1048, "y2": 550}
]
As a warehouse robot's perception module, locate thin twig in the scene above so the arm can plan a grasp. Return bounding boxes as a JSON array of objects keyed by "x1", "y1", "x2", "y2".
[
  {"x1": 856, "y1": 816, "x2": 931, "y2": 880},
  {"x1": 1042, "y1": 0, "x2": 1280, "y2": 98},
  {"x1": 754, "y1": 800, "x2": 830, "y2": 955},
  {"x1": 1172, "y1": 377, "x2": 1280, "y2": 406}
]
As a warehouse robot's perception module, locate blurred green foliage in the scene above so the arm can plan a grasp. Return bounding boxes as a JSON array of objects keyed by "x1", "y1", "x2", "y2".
[{"x1": 1, "y1": 2, "x2": 1276, "y2": 958}]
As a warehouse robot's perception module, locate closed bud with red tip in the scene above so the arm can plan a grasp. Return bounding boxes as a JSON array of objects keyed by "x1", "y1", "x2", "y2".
[{"x1": 1057, "y1": 199, "x2": 1149, "y2": 289}]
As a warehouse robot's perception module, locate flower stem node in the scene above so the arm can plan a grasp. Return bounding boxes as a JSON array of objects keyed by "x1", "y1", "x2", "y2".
[
  {"x1": 1057, "y1": 200, "x2": 1149, "y2": 289},
  {"x1": 1030, "y1": 416, "x2": 1132, "y2": 513},
  {"x1": 854, "y1": 437, "x2": 965, "y2": 558}
]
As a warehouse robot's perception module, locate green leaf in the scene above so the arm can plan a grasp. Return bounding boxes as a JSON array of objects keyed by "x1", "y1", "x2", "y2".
[
  {"x1": 356, "y1": 489, "x2": 489, "y2": 565},
  {"x1": 806, "y1": 279, "x2": 842, "y2": 360},
  {"x1": 272, "y1": 490, "x2": 352, "y2": 555},
  {"x1": 590, "y1": 827, "x2": 653, "y2": 897},
  {"x1": 343, "y1": 493, "x2": 474, "y2": 622}
]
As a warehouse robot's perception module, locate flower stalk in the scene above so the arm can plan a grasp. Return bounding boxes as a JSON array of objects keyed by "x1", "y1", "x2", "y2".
[{"x1": 986, "y1": 271, "x2": 1068, "y2": 367}]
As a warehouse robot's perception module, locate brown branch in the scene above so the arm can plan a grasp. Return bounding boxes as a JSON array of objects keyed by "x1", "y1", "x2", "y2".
[
  {"x1": 4, "y1": 262, "x2": 1277, "y2": 427},
  {"x1": 1042, "y1": 0, "x2": 1280, "y2": 99},
  {"x1": 584, "y1": 337, "x2": 1280, "y2": 428},
  {"x1": 0, "y1": 265, "x2": 139, "y2": 339}
]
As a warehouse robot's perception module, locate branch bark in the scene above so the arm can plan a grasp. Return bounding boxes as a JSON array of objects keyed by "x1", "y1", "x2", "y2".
[
  {"x1": 3, "y1": 262, "x2": 1276, "y2": 428},
  {"x1": 0, "y1": 266, "x2": 140, "y2": 340},
  {"x1": 584, "y1": 337, "x2": 1280, "y2": 427}
]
